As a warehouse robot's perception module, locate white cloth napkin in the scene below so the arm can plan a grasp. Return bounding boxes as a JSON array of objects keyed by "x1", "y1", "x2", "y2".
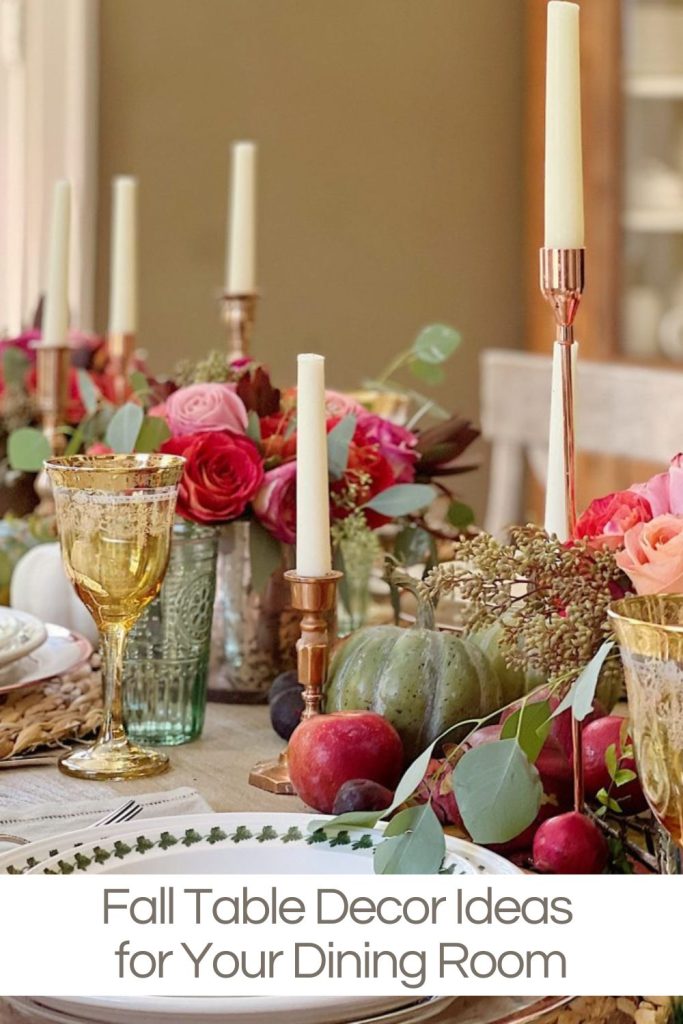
[{"x1": 0, "y1": 783, "x2": 212, "y2": 845}]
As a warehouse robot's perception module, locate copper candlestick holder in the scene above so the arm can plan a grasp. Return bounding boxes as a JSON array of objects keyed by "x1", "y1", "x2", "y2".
[
  {"x1": 34, "y1": 344, "x2": 71, "y2": 515},
  {"x1": 540, "y1": 246, "x2": 585, "y2": 809},
  {"x1": 249, "y1": 569, "x2": 343, "y2": 795},
  {"x1": 221, "y1": 293, "x2": 257, "y2": 362},
  {"x1": 106, "y1": 331, "x2": 136, "y2": 405}
]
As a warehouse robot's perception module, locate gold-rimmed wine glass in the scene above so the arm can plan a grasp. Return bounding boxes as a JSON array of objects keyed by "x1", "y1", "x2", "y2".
[
  {"x1": 45, "y1": 453, "x2": 184, "y2": 781},
  {"x1": 609, "y1": 595, "x2": 683, "y2": 871}
]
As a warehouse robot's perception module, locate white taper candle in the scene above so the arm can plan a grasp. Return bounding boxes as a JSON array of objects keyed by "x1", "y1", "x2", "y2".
[
  {"x1": 42, "y1": 180, "x2": 71, "y2": 348},
  {"x1": 108, "y1": 176, "x2": 138, "y2": 335},
  {"x1": 544, "y1": 340, "x2": 578, "y2": 540},
  {"x1": 296, "y1": 353, "x2": 332, "y2": 577},
  {"x1": 544, "y1": 1, "x2": 584, "y2": 249},
  {"x1": 226, "y1": 141, "x2": 257, "y2": 294}
]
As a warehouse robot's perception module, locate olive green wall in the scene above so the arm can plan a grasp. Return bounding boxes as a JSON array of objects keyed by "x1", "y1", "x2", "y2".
[{"x1": 96, "y1": 0, "x2": 525, "y2": 518}]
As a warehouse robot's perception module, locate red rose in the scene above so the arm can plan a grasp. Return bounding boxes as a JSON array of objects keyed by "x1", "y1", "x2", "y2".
[
  {"x1": 162, "y1": 429, "x2": 264, "y2": 525},
  {"x1": 573, "y1": 491, "x2": 653, "y2": 551}
]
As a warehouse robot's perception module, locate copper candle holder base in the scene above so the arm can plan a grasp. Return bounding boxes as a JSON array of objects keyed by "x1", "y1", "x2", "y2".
[
  {"x1": 34, "y1": 344, "x2": 72, "y2": 516},
  {"x1": 540, "y1": 246, "x2": 586, "y2": 809},
  {"x1": 249, "y1": 569, "x2": 343, "y2": 795},
  {"x1": 221, "y1": 293, "x2": 257, "y2": 362},
  {"x1": 106, "y1": 331, "x2": 136, "y2": 405}
]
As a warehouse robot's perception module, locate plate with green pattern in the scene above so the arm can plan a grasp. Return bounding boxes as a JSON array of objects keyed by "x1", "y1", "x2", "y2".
[{"x1": 0, "y1": 813, "x2": 522, "y2": 876}]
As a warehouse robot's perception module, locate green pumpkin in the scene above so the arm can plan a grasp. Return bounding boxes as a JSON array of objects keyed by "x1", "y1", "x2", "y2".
[{"x1": 325, "y1": 615, "x2": 528, "y2": 762}]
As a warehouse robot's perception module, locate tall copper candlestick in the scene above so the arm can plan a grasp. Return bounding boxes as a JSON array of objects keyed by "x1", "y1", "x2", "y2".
[
  {"x1": 249, "y1": 569, "x2": 342, "y2": 795},
  {"x1": 107, "y1": 331, "x2": 136, "y2": 405},
  {"x1": 540, "y1": 245, "x2": 585, "y2": 808},
  {"x1": 34, "y1": 344, "x2": 72, "y2": 515},
  {"x1": 221, "y1": 293, "x2": 257, "y2": 362}
]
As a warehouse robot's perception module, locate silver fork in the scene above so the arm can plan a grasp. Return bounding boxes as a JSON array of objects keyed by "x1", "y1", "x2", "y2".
[{"x1": 0, "y1": 798, "x2": 144, "y2": 847}]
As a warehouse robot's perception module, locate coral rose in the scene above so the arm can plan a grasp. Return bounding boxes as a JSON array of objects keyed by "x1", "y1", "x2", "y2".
[
  {"x1": 617, "y1": 515, "x2": 683, "y2": 595},
  {"x1": 164, "y1": 382, "x2": 248, "y2": 437},
  {"x1": 162, "y1": 430, "x2": 263, "y2": 525},
  {"x1": 573, "y1": 491, "x2": 652, "y2": 551},
  {"x1": 253, "y1": 461, "x2": 297, "y2": 544}
]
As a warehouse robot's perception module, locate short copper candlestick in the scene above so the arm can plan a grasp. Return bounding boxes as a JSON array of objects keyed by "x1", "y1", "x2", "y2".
[
  {"x1": 249, "y1": 569, "x2": 343, "y2": 795},
  {"x1": 221, "y1": 293, "x2": 257, "y2": 362},
  {"x1": 107, "y1": 331, "x2": 136, "y2": 405},
  {"x1": 34, "y1": 344, "x2": 71, "y2": 515},
  {"x1": 540, "y1": 246, "x2": 585, "y2": 808}
]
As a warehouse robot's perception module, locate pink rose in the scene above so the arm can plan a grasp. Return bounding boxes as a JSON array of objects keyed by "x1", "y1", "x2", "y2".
[
  {"x1": 573, "y1": 491, "x2": 652, "y2": 551},
  {"x1": 630, "y1": 454, "x2": 683, "y2": 517},
  {"x1": 356, "y1": 412, "x2": 418, "y2": 484},
  {"x1": 253, "y1": 462, "x2": 296, "y2": 544},
  {"x1": 86, "y1": 442, "x2": 114, "y2": 456},
  {"x1": 616, "y1": 515, "x2": 683, "y2": 595},
  {"x1": 164, "y1": 382, "x2": 248, "y2": 437}
]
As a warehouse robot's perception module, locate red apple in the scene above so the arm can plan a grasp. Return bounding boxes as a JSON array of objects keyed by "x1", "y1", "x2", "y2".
[
  {"x1": 582, "y1": 715, "x2": 648, "y2": 814},
  {"x1": 288, "y1": 711, "x2": 404, "y2": 813},
  {"x1": 533, "y1": 811, "x2": 608, "y2": 874}
]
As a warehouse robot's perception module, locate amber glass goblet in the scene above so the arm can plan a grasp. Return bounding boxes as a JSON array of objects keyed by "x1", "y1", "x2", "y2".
[{"x1": 45, "y1": 454, "x2": 184, "y2": 781}]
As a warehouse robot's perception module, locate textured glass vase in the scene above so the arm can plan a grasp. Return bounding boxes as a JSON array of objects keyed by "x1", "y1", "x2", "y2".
[
  {"x1": 124, "y1": 519, "x2": 218, "y2": 745},
  {"x1": 209, "y1": 520, "x2": 298, "y2": 703}
]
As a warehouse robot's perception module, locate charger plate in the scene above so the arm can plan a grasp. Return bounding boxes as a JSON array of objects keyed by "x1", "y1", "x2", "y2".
[
  {"x1": 0, "y1": 812, "x2": 522, "y2": 876},
  {"x1": 7, "y1": 995, "x2": 571, "y2": 1024}
]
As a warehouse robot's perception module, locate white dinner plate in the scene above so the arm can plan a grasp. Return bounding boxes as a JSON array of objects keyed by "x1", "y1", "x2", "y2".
[
  {"x1": 0, "y1": 623, "x2": 92, "y2": 694},
  {"x1": 5, "y1": 812, "x2": 521, "y2": 877},
  {"x1": 0, "y1": 609, "x2": 47, "y2": 669}
]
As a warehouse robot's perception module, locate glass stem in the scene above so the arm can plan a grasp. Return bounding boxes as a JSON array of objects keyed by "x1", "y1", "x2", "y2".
[{"x1": 100, "y1": 625, "x2": 128, "y2": 745}]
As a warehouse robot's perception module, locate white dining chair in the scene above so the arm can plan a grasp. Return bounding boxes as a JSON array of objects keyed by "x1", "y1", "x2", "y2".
[{"x1": 480, "y1": 348, "x2": 683, "y2": 537}]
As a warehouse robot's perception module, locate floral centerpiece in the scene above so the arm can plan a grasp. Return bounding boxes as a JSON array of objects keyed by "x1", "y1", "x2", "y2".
[{"x1": 315, "y1": 457, "x2": 683, "y2": 876}]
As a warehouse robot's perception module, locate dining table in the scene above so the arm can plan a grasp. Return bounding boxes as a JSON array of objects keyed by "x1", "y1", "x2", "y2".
[{"x1": 0, "y1": 703, "x2": 653, "y2": 1024}]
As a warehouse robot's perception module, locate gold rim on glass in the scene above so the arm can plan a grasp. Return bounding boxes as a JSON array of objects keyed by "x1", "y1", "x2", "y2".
[{"x1": 45, "y1": 453, "x2": 185, "y2": 781}]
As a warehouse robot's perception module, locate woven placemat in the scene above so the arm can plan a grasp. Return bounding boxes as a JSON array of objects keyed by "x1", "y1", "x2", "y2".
[
  {"x1": 0, "y1": 659, "x2": 102, "y2": 760},
  {"x1": 546, "y1": 998, "x2": 672, "y2": 1024}
]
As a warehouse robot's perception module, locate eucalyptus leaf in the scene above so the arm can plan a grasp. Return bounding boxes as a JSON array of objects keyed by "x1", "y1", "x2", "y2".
[
  {"x1": 410, "y1": 360, "x2": 445, "y2": 386},
  {"x1": 411, "y1": 324, "x2": 462, "y2": 365},
  {"x1": 105, "y1": 401, "x2": 144, "y2": 454},
  {"x1": 364, "y1": 483, "x2": 436, "y2": 517},
  {"x1": 64, "y1": 422, "x2": 85, "y2": 457},
  {"x1": 454, "y1": 738, "x2": 543, "y2": 844},
  {"x1": 248, "y1": 519, "x2": 283, "y2": 595},
  {"x1": 327, "y1": 414, "x2": 356, "y2": 480},
  {"x1": 129, "y1": 370, "x2": 149, "y2": 397},
  {"x1": 7, "y1": 428, "x2": 52, "y2": 472},
  {"x1": 500, "y1": 700, "x2": 551, "y2": 764},
  {"x1": 135, "y1": 415, "x2": 171, "y2": 453},
  {"x1": 393, "y1": 524, "x2": 432, "y2": 567},
  {"x1": 247, "y1": 410, "x2": 262, "y2": 444},
  {"x1": 552, "y1": 640, "x2": 615, "y2": 722},
  {"x1": 77, "y1": 369, "x2": 99, "y2": 414},
  {"x1": 446, "y1": 500, "x2": 475, "y2": 531},
  {"x1": 374, "y1": 803, "x2": 445, "y2": 875},
  {"x1": 2, "y1": 347, "x2": 29, "y2": 389}
]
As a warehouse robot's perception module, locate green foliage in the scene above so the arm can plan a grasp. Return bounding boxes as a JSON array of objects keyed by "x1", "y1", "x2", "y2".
[
  {"x1": 446, "y1": 500, "x2": 475, "y2": 531},
  {"x1": 411, "y1": 324, "x2": 462, "y2": 365},
  {"x1": 500, "y1": 699, "x2": 552, "y2": 764},
  {"x1": 373, "y1": 804, "x2": 445, "y2": 875},
  {"x1": 246, "y1": 410, "x2": 262, "y2": 443},
  {"x1": 105, "y1": 402, "x2": 144, "y2": 453},
  {"x1": 364, "y1": 483, "x2": 436, "y2": 517},
  {"x1": 3, "y1": 348, "x2": 29, "y2": 389},
  {"x1": 77, "y1": 370, "x2": 100, "y2": 414},
  {"x1": 327, "y1": 414, "x2": 356, "y2": 480},
  {"x1": 552, "y1": 641, "x2": 614, "y2": 721},
  {"x1": 135, "y1": 415, "x2": 171, "y2": 453},
  {"x1": 248, "y1": 519, "x2": 283, "y2": 595},
  {"x1": 7, "y1": 428, "x2": 52, "y2": 472},
  {"x1": 454, "y1": 738, "x2": 543, "y2": 844}
]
